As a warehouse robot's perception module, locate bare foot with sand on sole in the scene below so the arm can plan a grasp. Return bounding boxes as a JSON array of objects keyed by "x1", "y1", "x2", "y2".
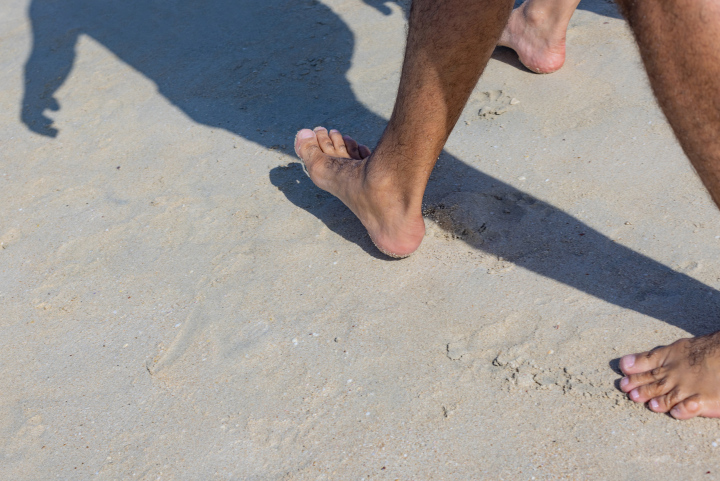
[{"x1": 294, "y1": 127, "x2": 426, "y2": 258}]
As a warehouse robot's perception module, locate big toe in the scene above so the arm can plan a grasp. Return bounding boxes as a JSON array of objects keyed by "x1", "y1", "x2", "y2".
[
  {"x1": 620, "y1": 348, "x2": 668, "y2": 375},
  {"x1": 295, "y1": 129, "x2": 321, "y2": 162},
  {"x1": 619, "y1": 354, "x2": 639, "y2": 375}
]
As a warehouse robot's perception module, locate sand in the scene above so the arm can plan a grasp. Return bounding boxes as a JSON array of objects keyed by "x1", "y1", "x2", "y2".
[{"x1": 3, "y1": 0, "x2": 720, "y2": 478}]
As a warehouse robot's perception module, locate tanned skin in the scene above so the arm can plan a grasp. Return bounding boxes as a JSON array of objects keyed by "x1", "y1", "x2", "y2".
[
  {"x1": 295, "y1": 0, "x2": 512, "y2": 257},
  {"x1": 615, "y1": 0, "x2": 720, "y2": 419},
  {"x1": 295, "y1": 0, "x2": 720, "y2": 419}
]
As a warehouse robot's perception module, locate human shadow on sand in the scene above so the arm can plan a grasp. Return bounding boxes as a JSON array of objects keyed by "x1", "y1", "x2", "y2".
[{"x1": 22, "y1": 0, "x2": 719, "y2": 337}]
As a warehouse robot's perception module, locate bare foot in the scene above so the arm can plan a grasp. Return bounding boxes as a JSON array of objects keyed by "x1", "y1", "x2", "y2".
[
  {"x1": 498, "y1": 1, "x2": 572, "y2": 74},
  {"x1": 294, "y1": 127, "x2": 426, "y2": 258},
  {"x1": 619, "y1": 333, "x2": 720, "y2": 419}
]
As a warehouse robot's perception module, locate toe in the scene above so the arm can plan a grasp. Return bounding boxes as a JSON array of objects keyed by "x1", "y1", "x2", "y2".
[
  {"x1": 629, "y1": 376, "x2": 672, "y2": 403},
  {"x1": 328, "y1": 129, "x2": 349, "y2": 157},
  {"x1": 295, "y1": 129, "x2": 323, "y2": 163},
  {"x1": 313, "y1": 127, "x2": 336, "y2": 154},
  {"x1": 359, "y1": 144, "x2": 372, "y2": 159},
  {"x1": 620, "y1": 346, "x2": 669, "y2": 375},
  {"x1": 670, "y1": 394, "x2": 703, "y2": 420},
  {"x1": 649, "y1": 387, "x2": 685, "y2": 413},
  {"x1": 620, "y1": 365, "x2": 668, "y2": 393},
  {"x1": 342, "y1": 135, "x2": 362, "y2": 160}
]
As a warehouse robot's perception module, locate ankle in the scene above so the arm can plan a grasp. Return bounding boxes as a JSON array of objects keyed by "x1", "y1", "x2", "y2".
[
  {"x1": 520, "y1": 2, "x2": 571, "y2": 35},
  {"x1": 363, "y1": 156, "x2": 426, "y2": 212}
]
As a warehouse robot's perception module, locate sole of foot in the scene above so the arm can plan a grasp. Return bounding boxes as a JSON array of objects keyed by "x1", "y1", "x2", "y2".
[
  {"x1": 294, "y1": 127, "x2": 426, "y2": 258},
  {"x1": 619, "y1": 334, "x2": 720, "y2": 419}
]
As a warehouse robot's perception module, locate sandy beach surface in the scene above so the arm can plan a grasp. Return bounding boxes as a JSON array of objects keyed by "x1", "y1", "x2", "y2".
[{"x1": 3, "y1": 0, "x2": 720, "y2": 478}]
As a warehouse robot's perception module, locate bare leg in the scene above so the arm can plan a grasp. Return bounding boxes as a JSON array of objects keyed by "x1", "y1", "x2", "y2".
[
  {"x1": 498, "y1": 0, "x2": 580, "y2": 73},
  {"x1": 617, "y1": 0, "x2": 720, "y2": 419},
  {"x1": 295, "y1": 0, "x2": 513, "y2": 257}
]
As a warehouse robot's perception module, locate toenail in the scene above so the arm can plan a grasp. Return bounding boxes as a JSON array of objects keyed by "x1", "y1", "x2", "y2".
[
  {"x1": 313, "y1": 126, "x2": 326, "y2": 132},
  {"x1": 620, "y1": 377, "x2": 629, "y2": 389},
  {"x1": 296, "y1": 130, "x2": 315, "y2": 140},
  {"x1": 329, "y1": 129, "x2": 339, "y2": 134},
  {"x1": 650, "y1": 399, "x2": 659, "y2": 410},
  {"x1": 630, "y1": 388, "x2": 639, "y2": 401},
  {"x1": 623, "y1": 355, "x2": 635, "y2": 368}
]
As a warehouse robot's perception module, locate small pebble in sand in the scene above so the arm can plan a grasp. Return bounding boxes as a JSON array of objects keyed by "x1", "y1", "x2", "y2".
[{"x1": 510, "y1": 98, "x2": 520, "y2": 105}]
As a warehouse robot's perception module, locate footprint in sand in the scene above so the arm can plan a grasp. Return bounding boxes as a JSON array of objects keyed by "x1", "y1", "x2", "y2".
[
  {"x1": 2, "y1": 414, "x2": 46, "y2": 458},
  {"x1": 445, "y1": 311, "x2": 540, "y2": 364},
  {"x1": 445, "y1": 313, "x2": 632, "y2": 408},
  {"x1": 463, "y1": 89, "x2": 520, "y2": 124},
  {"x1": 492, "y1": 351, "x2": 631, "y2": 408}
]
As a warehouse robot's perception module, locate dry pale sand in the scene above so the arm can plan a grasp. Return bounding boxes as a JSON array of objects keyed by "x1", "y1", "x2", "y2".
[{"x1": 3, "y1": 0, "x2": 720, "y2": 478}]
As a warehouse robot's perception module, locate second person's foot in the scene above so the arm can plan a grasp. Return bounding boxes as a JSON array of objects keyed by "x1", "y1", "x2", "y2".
[
  {"x1": 498, "y1": 0, "x2": 574, "y2": 74},
  {"x1": 620, "y1": 333, "x2": 720, "y2": 419}
]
